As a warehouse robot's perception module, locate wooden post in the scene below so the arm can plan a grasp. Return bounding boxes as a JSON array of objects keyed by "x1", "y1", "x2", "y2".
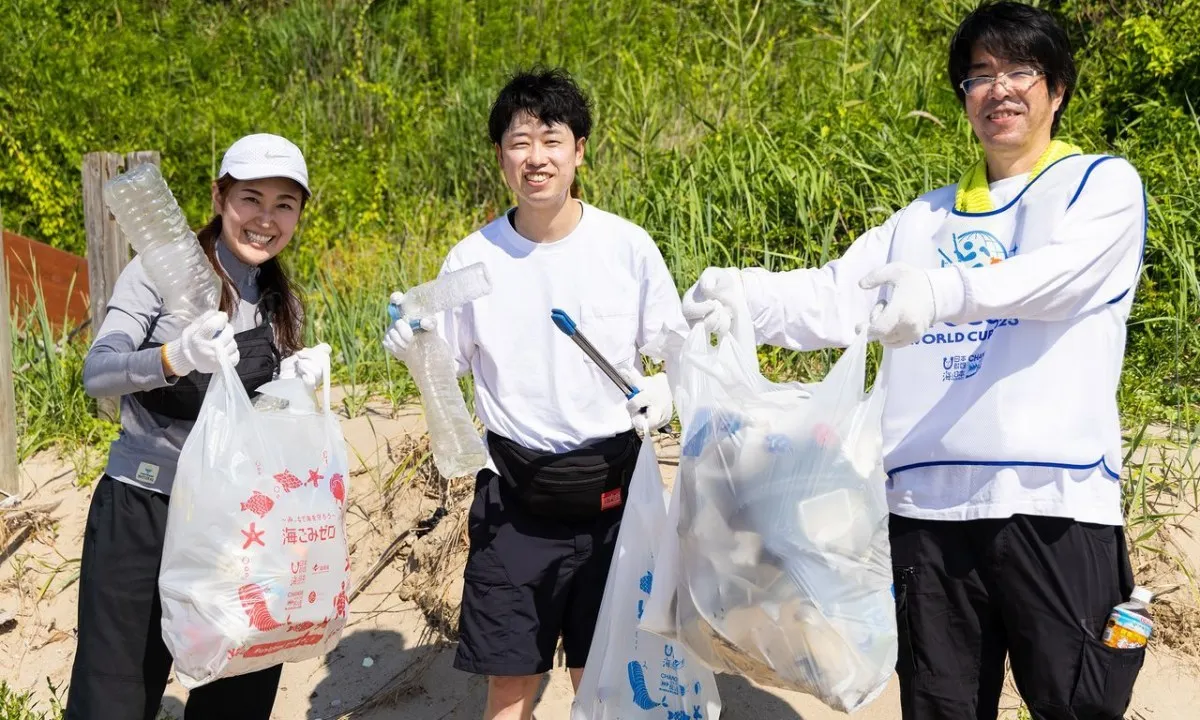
[
  {"x1": 83, "y1": 152, "x2": 128, "y2": 421},
  {"x1": 0, "y1": 208, "x2": 19, "y2": 497},
  {"x1": 125, "y1": 150, "x2": 161, "y2": 175}
]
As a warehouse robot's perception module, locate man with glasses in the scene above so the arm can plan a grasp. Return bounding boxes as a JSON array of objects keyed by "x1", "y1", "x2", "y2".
[{"x1": 682, "y1": 2, "x2": 1147, "y2": 719}]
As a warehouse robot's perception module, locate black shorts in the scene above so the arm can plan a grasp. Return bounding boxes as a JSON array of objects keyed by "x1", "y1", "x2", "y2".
[
  {"x1": 890, "y1": 513, "x2": 1144, "y2": 720},
  {"x1": 453, "y1": 469, "x2": 624, "y2": 676},
  {"x1": 65, "y1": 476, "x2": 282, "y2": 720}
]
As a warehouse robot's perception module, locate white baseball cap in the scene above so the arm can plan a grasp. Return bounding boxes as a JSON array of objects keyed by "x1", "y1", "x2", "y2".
[{"x1": 218, "y1": 133, "x2": 310, "y2": 195}]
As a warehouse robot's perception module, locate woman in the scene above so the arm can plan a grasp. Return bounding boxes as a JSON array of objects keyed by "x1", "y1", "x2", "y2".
[{"x1": 66, "y1": 133, "x2": 329, "y2": 720}]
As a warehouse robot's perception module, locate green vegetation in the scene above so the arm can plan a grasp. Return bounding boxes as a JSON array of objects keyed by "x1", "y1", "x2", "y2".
[
  {"x1": 4, "y1": 0, "x2": 1197, "y2": 460},
  {"x1": 2, "y1": 0, "x2": 1198, "y2": 711},
  {"x1": 0, "y1": 681, "x2": 62, "y2": 720}
]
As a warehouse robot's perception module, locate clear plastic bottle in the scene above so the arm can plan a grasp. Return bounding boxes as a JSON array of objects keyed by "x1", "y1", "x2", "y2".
[
  {"x1": 1102, "y1": 586, "x2": 1154, "y2": 649},
  {"x1": 103, "y1": 164, "x2": 221, "y2": 321},
  {"x1": 390, "y1": 263, "x2": 492, "y2": 479}
]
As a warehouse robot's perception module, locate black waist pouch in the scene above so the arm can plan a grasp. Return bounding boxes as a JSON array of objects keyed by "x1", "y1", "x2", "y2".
[
  {"x1": 133, "y1": 323, "x2": 281, "y2": 421},
  {"x1": 487, "y1": 429, "x2": 642, "y2": 519}
]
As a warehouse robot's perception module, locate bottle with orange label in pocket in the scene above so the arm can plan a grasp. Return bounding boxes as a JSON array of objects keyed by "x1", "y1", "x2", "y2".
[{"x1": 1102, "y1": 586, "x2": 1154, "y2": 649}]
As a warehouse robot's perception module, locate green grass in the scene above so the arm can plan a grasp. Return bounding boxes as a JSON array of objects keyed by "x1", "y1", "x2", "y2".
[
  {"x1": 6, "y1": 0, "x2": 1197, "y2": 450},
  {"x1": 0, "y1": 681, "x2": 62, "y2": 720},
  {"x1": 3, "y1": 4, "x2": 1198, "y2": 713}
]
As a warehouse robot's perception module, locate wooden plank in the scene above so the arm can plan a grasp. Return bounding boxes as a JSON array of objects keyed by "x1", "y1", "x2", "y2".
[
  {"x1": 0, "y1": 217, "x2": 19, "y2": 497},
  {"x1": 3, "y1": 231, "x2": 89, "y2": 331},
  {"x1": 82, "y1": 152, "x2": 127, "y2": 421}
]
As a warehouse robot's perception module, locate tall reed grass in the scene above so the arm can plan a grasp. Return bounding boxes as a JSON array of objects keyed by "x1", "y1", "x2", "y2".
[{"x1": 6, "y1": 0, "x2": 1198, "y2": 507}]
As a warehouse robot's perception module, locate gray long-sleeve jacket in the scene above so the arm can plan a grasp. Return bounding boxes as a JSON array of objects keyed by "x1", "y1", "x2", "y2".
[{"x1": 84, "y1": 242, "x2": 269, "y2": 495}]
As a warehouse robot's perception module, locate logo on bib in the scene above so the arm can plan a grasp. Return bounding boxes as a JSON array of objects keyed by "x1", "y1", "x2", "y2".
[
  {"x1": 923, "y1": 231, "x2": 1018, "y2": 379},
  {"x1": 937, "y1": 230, "x2": 1010, "y2": 268}
]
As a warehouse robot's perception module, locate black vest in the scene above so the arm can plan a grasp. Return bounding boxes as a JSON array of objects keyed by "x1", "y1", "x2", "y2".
[{"x1": 133, "y1": 305, "x2": 282, "y2": 421}]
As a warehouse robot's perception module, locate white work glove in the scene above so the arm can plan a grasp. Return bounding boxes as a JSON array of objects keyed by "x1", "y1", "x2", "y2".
[
  {"x1": 681, "y1": 267, "x2": 747, "y2": 336},
  {"x1": 278, "y1": 343, "x2": 332, "y2": 392},
  {"x1": 382, "y1": 291, "x2": 437, "y2": 362},
  {"x1": 858, "y1": 263, "x2": 937, "y2": 348},
  {"x1": 163, "y1": 310, "x2": 238, "y2": 376},
  {"x1": 619, "y1": 369, "x2": 673, "y2": 438},
  {"x1": 682, "y1": 267, "x2": 759, "y2": 367}
]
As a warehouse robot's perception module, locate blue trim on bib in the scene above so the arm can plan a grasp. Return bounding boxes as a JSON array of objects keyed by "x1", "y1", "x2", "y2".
[
  {"x1": 888, "y1": 457, "x2": 1121, "y2": 481},
  {"x1": 1104, "y1": 184, "x2": 1150, "y2": 306},
  {"x1": 950, "y1": 155, "x2": 1084, "y2": 218},
  {"x1": 1067, "y1": 156, "x2": 1118, "y2": 209}
]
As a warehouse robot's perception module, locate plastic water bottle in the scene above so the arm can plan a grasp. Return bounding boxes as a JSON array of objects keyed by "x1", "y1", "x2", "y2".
[
  {"x1": 103, "y1": 164, "x2": 221, "y2": 321},
  {"x1": 389, "y1": 263, "x2": 492, "y2": 479},
  {"x1": 1102, "y1": 586, "x2": 1154, "y2": 649}
]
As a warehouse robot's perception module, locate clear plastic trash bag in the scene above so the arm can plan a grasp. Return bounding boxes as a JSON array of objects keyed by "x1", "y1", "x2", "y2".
[
  {"x1": 641, "y1": 323, "x2": 894, "y2": 714},
  {"x1": 572, "y1": 441, "x2": 722, "y2": 720},
  {"x1": 159, "y1": 355, "x2": 351, "y2": 688}
]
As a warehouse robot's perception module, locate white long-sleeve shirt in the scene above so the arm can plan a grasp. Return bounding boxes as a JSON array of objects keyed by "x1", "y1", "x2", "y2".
[
  {"x1": 433, "y1": 201, "x2": 687, "y2": 454},
  {"x1": 739, "y1": 155, "x2": 1146, "y2": 525}
]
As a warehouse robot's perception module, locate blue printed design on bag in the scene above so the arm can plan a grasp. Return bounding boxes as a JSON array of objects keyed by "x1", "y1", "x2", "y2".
[
  {"x1": 640, "y1": 570, "x2": 653, "y2": 595},
  {"x1": 627, "y1": 661, "x2": 666, "y2": 710}
]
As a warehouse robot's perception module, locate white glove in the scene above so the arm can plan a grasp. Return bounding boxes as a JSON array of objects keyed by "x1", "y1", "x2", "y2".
[
  {"x1": 681, "y1": 267, "x2": 746, "y2": 336},
  {"x1": 382, "y1": 291, "x2": 437, "y2": 362},
  {"x1": 619, "y1": 369, "x2": 673, "y2": 438},
  {"x1": 858, "y1": 263, "x2": 937, "y2": 348},
  {"x1": 163, "y1": 310, "x2": 238, "y2": 376},
  {"x1": 278, "y1": 343, "x2": 332, "y2": 392}
]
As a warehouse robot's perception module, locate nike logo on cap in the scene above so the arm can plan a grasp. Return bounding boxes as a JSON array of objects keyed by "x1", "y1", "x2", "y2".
[{"x1": 263, "y1": 151, "x2": 292, "y2": 159}]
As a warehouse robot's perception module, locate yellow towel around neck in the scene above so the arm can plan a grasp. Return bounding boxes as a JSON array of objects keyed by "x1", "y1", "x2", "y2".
[{"x1": 954, "y1": 140, "x2": 1083, "y2": 213}]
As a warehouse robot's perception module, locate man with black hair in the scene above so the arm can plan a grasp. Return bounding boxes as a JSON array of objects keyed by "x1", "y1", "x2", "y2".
[
  {"x1": 684, "y1": 2, "x2": 1147, "y2": 719},
  {"x1": 383, "y1": 68, "x2": 684, "y2": 719}
]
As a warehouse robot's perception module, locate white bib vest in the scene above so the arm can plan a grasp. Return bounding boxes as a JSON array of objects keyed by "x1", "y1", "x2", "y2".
[{"x1": 879, "y1": 154, "x2": 1135, "y2": 487}]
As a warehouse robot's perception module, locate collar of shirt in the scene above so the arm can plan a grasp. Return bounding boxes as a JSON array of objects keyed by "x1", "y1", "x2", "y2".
[
  {"x1": 215, "y1": 239, "x2": 261, "y2": 294},
  {"x1": 499, "y1": 201, "x2": 591, "y2": 254}
]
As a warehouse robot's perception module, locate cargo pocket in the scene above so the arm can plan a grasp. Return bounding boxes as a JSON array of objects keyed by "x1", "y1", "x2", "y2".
[
  {"x1": 893, "y1": 566, "x2": 918, "y2": 677},
  {"x1": 1070, "y1": 634, "x2": 1145, "y2": 718},
  {"x1": 464, "y1": 471, "x2": 511, "y2": 587}
]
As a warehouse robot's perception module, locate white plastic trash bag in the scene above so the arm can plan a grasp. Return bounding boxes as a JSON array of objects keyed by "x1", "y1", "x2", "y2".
[
  {"x1": 159, "y1": 355, "x2": 351, "y2": 688},
  {"x1": 572, "y1": 441, "x2": 722, "y2": 720},
  {"x1": 638, "y1": 457, "x2": 684, "y2": 641},
  {"x1": 645, "y1": 321, "x2": 895, "y2": 714}
]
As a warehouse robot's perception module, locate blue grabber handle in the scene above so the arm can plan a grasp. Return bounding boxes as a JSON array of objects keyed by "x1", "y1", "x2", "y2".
[
  {"x1": 550, "y1": 308, "x2": 641, "y2": 400},
  {"x1": 387, "y1": 301, "x2": 425, "y2": 332}
]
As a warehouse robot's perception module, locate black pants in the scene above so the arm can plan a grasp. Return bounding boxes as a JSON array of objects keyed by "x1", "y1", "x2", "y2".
[
  {"x1": 453, "y1": 469, "x2": 624, "y2": 676},
  {"x1": 890, "y1": 513, "x2": 1145, "y2": 720},
  {"x1": 65, "y1": 477, "x2": 282, "y2": 720}
]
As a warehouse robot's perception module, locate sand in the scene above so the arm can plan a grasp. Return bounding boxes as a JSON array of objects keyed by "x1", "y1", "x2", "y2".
[{"x1": 3, "y1": 399, "x2": 1197, "y2": 719}]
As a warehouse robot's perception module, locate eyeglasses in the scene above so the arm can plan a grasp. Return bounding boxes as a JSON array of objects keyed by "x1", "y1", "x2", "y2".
[{"x1": 959, "y1": 68, "x2": 1044, "y2": 96}]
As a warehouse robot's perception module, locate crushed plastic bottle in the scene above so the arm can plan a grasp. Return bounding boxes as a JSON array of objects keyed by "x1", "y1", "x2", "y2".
[
  {"x1": 389, "y1": 263, "x2": 492, "y2": 479},
  {"x1": 103, "y1": 163, "x2": 221, "y2": 321}
]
